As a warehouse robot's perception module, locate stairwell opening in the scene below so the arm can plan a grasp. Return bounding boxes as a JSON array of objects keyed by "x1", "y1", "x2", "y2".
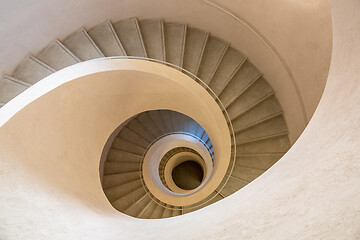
[{"x1": 172, "y1": 160, "x2": 204, "y2": 190}]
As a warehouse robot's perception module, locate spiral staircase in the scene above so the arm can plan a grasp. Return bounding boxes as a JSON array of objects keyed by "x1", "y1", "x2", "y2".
[
  {"x1": 3, "y1": 0, "x2": 360, "y2": 239},
  {"x1": 0, "y1": 17, "x2": 290, "y2": 219}
]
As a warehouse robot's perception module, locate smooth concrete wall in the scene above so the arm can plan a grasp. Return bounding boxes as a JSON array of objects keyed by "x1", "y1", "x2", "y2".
[{"x1": 0, "y1": 0, "x2": 332, "y2": 143}]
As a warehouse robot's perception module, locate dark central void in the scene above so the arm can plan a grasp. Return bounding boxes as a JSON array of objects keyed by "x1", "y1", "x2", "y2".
[{"x1": 172, "y1": 161, "x2": 204, "y2": 190}]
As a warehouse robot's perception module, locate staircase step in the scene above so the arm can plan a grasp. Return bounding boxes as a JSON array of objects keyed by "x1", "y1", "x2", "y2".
[
  {"x1": 225, "y1": 175, "x2": 248, "y2": 191},
  {"x1": 62, "y1": 28, "x2": 104, "y2": 60},
  {"x1": 236, "y1": 131, "x2": 288, "y2": 145},
  {"x1": 104, "y1": 179, "x2": 142, "y2": 202},
  {"x1": 238, "y1": 135, "x2": 290, "y2": 154},
  {"x1": 112, "y1": 137, "x2": 146, "y2": 156},
  {"x1": 150, "y1": 203, "x2": 166, "y2": 219},
  {"x1": 0, "y1": 76, "x2": 30, "y2": 103},
  {"x1": 201, "y1": 194, "x2": 223, "y2": 209},
  {"x1": 103, "y1": 162, "x2": 140, "y2": 175},
  {"x1": 138, "y1": 200, "x2": 158, "y2": 218},
  {"x1": 219, "y1": 61, "x2": 261, "y2": 107},
  {"x1": 236, "y1": 154, "x2": 282, "y2": 171},
  {"x1": 118, "y1": 127, "x2": 149, "y2": 149},
  {"x1": 235, "y1": 115, "x2": 288, "y2": 143},
  {"x1": 160, "y1": 110, "x2": 176, "y2": 132},
  {"x1": 124, "y1": 194, "x2": 151, "y2": 217},
  {"x1": 164, "y1": 23, "x2": 186, "y2": 67},
  {"x1": 126, "y1": 118, "x2": 157, "y2": 143},
  {"x1": 197, "y1": 36, "x2": 229, "y2": 85},
  {"x1": 171, "y1": 207, "x2": 182, "y2": 217},
  {"x1": 107, "y1": 148, "x2": 142, "y2": 163},
  {"x1": 102, "y1": 171, "x2": 140, "y2": 190},
  {"x1": 231, "y1": 95, "x2": 282, "y2": 131},
  {"x1": 112, "y1": 187, "x2": 147, "y2": 211},
  {"x1": 146, "y1": 110, "x2": 168, "y2": 135},
  {"x1": 136, "y1": 112, "x2": 163, "y2": 139},
  {"x1": 88, "y1": 21, "x2": 126, "y2": 57},
  {"x1": 139, "y1": 19, "x2": 165, "y2": 61},
  {"x1": 231, "y1": 165, "x2": 264, "y2": 183},
  {"x1": 209, "y1": 47, "x2": 246, "y2": 96},
  {"x1": 113, "y1": 18, "x2": 147, "y2": 57},
  {"x1": 170, "y1": 111, "x2": 182, "y2": 132},
  {"x1": 161, "y1": 205, "x2": 173, "y2": 218},
  {"x1": 12, "y1": 56, "x2": 55, "y2": 85},
  {"x1": 226, "y1": 77, "x2": 273, "y2": 120},
  {"x1": 37, "y1": 40, "x2": 80, "y2": 70},
  {"x1": 182, "y1": 27, "x2": 209, "y2": 75},
  {"x1": 219, "y1": 185, "x2": 235, "y2": 197}
]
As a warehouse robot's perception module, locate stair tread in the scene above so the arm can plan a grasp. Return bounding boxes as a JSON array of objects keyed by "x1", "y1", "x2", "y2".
[
  {"x1": 182, "y1": 27, "x2": 209, "y2": 76},
  {"x1": 103, "y1": 171, "x2": 140, "y2": 190},
  {"x1": 138, "y1": 200, "x2": 158, "y2": 218},
  {"x1": 118, "y1": 127, "x2": 150, "y2": 150},
  {"x1": 112, "y1": 187, "x2": 147, "y2": 211},
  {"x1": 231, "y1": 164, "x2": 264, "y2": 183},
  {"x1": 126, "y1": 118, "x2": 156, "y2": 143},
  {"x1": 104, "y1": 179, "x2": 142, "y2": 202},
  {"x1": 219, "y1": 60, "x2": 261, "y2": 107},
  {"x1": 62, "y1": 28, "x2": 104, "y2": 61},
  {"x1": 160, "y1": 110, "x2": 176, "y2": 132},
  {"x1": 209, "y1": 47, "x2": 246, "y2": 96},
  {"x1": 237, "y1": 131, "x2": 289, "y2": 145},
  {"x1": 197, "y1": 35, "x2": 229, "y2": 85},
  {"x1": 226, "y1": 77, "x2": 273, "y2": 120},
  {"x1": 107, "y1": 148, "x2": 142, "y2": 162},
  {"x1": 103, "y1": 161, "x2": 140, "y2": 175},
  {"x1": 124, "y1": 194, "x2": 151, "y2": 217},
  {"x1": 164, "y1": 23, "x2": 186, "y2": 67},
  {"x1": 12, "y1": 56, "x2": 55, "y2": 85},
  {"x1": 139, "y1": 19, "x2": 165, "y2": 61},
  {"x1": 235, "y1": 115, "x2": 288, "y2": 143},
  {"x1": 161, "y1": 205, "x2": 173, "y2": 218},
  {"x1": 232, "y1": 95, "x2": 283, "y2": 131},
  {"x1": 113, "y1": 18, "x2": 147, "y2": 57},
  {"x1": 235, "y1": 154, "x2": 282, "y2": 170},
  {"x1": 146, "y1": 110, "x2": 168, "y2": 135},
  {"x1": 237, "y1": 134, "x2": 290, "y2": 154},
  {"x1": 37, "y1": 40, "x2": 80, "y2": 70},
  {"x1": 0, "y1": 76, "x2": 29, "y2": 103},
  {"x1": 88, "y1": 21, "x2": 126, "y2": 57},
  {"x1": 112, "y1": 137, "x2": 147, "y2": 156},
  {"x1": 150, "y1": 203, "x2": 165, "y2": 219},
  {"x1": 136, "y1": 113, "x2": 163, "y2": 139}
]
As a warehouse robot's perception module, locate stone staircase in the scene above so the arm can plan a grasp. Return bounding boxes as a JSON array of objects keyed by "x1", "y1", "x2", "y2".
[{"x1": 0, "y1": 17, "x2": 290, "y2": 219}]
